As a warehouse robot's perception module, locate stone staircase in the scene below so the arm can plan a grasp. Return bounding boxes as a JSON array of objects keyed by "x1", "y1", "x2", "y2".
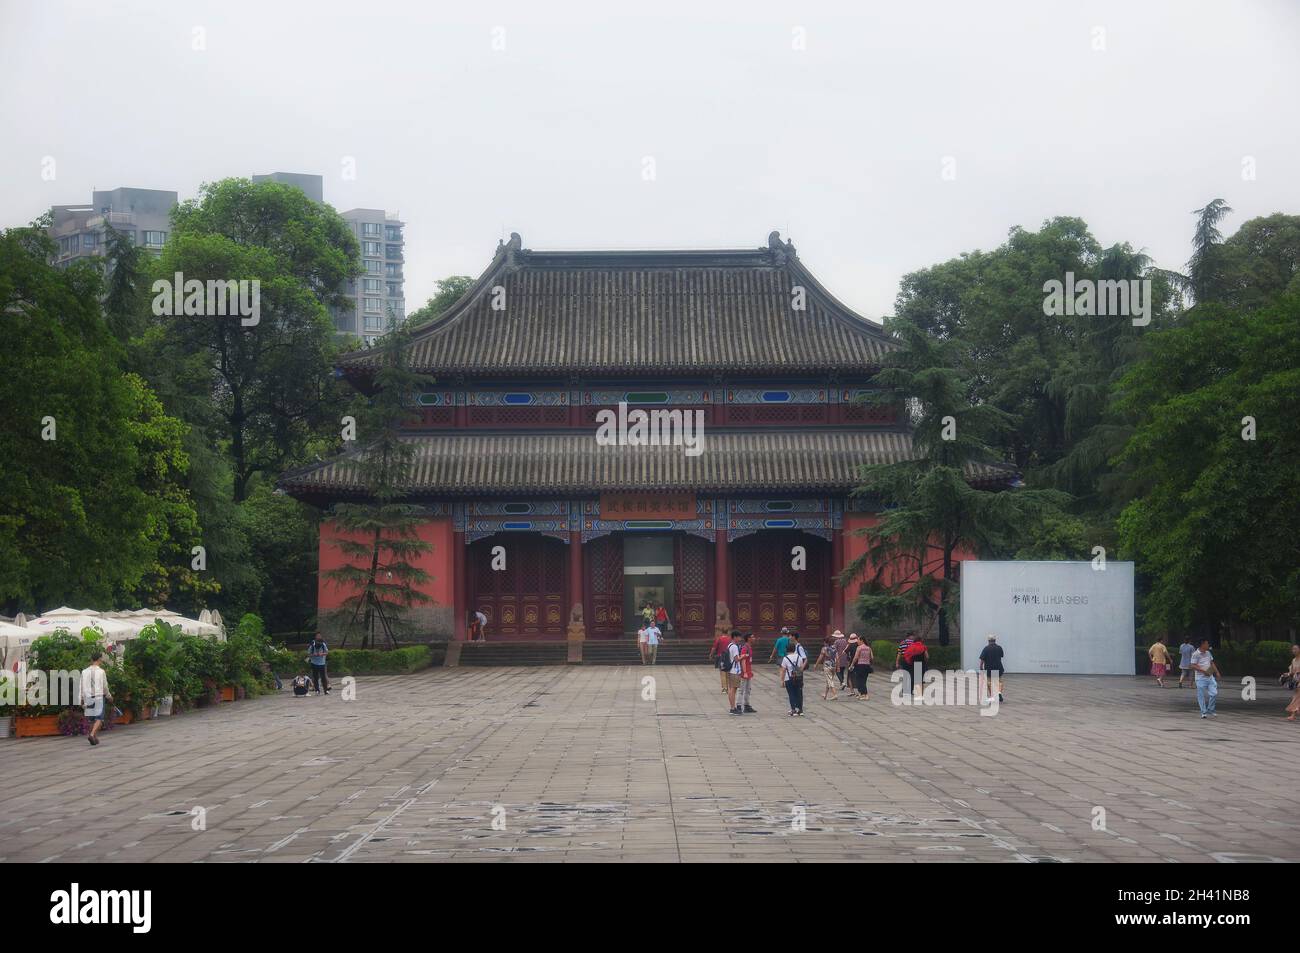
[{"x1": 455, "y1": 641, "x2": 568, "y2": 666}]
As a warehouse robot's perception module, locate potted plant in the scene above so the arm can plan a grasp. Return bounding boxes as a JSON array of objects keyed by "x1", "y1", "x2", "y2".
[{"x1": 14, "y1": 705, "x2": 64, "y2": 738}]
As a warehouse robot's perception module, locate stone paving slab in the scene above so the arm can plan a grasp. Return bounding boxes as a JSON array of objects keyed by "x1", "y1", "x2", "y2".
[{"x1": 1, "y1": 666, "x2": 1296, "y2": 863}]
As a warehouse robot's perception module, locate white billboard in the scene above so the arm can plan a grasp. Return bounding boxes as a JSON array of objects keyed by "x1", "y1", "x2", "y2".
[{"x1": 960, "y1": 561, "x2": 1135, "y2": 675}]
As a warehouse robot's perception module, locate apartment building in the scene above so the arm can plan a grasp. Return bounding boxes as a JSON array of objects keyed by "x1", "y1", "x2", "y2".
[
  {"x1": 251, "y1": 173, "x2": 405, "y2": 342},
  {"x1": 48, "y1": 187, "x2": 178, "y2": 268},
  {"x1": 337, "y1": 207, "x2": 405, "y2": 343}
]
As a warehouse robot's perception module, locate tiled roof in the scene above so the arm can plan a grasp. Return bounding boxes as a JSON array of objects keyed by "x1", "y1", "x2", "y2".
[
  {"x1": 279, "y1": 430, "x2": 1013, "y2": 498},
  {"x1": 338, "y1": 232, "x2": 893, "y2": 379}
]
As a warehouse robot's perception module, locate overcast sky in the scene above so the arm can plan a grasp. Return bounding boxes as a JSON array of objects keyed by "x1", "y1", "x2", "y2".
[{"x1": 3, "y1": 0, "x2": 1298, "y2": 320}]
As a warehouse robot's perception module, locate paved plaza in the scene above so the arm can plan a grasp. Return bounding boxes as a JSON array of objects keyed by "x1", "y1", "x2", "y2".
[{"x1": 2, "y1": 666, "x2": 1297, "y2": 863}]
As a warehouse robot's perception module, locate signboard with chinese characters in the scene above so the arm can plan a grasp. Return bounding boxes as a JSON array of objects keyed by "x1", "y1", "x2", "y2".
[
  {"x1": 960, "y1": 561, "x2": 1135, "y2": 675},
  {"x1": 599, "y1": 493, "x2": 695, "y2": 521}
]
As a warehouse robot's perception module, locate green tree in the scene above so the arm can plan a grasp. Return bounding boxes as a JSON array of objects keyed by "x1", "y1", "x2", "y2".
[
  {"x1": 406, "y1": 275, "x2": 473, "y2": 327},
  {"x1": 1115, "y1": 295, "x2": 1300, "y2": 639},
  {"x1": 320, "y1": 318, "x2": 435, "y2": 647},
  {"x1": 844, "y1": 318, "x2": 1071, "y2": 644},
  {"x1": 0, "y1": 226, "x2": 191, "y2": 609},
  {"x1": 148, "y1": 179, "x2": 360, "y2": 502}
]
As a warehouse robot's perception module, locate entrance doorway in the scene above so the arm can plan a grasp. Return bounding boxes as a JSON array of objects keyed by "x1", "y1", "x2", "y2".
[{"x1": 623, "y1": 535, "x2": 673, "y2": 637}]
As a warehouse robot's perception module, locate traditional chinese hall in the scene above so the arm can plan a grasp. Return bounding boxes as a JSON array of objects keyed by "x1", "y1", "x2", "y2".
[{"x1": 280, "y1": 232, "x2": 1001, "y2": 643}]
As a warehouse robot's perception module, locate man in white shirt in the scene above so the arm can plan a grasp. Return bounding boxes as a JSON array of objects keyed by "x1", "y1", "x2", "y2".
[
  {"x1": 1189, "y1": 639, "x2": 1223, "y2": 718},
  {"x1": 726, "y1": 631, "x2": 744, "y2": 714},
  {"x1": 81, "y1": 650, "x2": 112, "y2": 746},
  {"x1": 643, "y1": 623, "x2": 662, "y2": 665}
]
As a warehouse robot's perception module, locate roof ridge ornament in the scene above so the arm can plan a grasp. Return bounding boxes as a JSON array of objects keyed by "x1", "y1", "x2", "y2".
[{"x1": 767, "y1": 230, "x2": 796, "y2": 265}]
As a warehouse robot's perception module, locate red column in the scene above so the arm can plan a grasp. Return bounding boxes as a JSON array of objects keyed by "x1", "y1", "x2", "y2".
[
  {"x1": 831, "y1": 527, "x2": 844, "y2": 633},
  {"x1": 568, "y1": 530, "x2": 584, "y2": 637},
  {"x1": 453, "y1": 529, "x2": 467, "y2": 640},
  {"x1": 714, "y1": 528, "x2": 730, "y2": 634}
]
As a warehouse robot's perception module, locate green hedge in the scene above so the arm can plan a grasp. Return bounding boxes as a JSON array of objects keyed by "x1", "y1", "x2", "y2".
[
  {"x1": 866, "y1": 640, "x2": 961, "y2": 671},
  {"x1": 271, "y1": 645, "x2": 433, "y2": 676}
]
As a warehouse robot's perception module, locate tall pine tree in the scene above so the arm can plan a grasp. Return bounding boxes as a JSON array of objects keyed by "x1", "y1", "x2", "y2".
[{"x1": 321, "y1": 317, "x2": 435, "y2": 648}]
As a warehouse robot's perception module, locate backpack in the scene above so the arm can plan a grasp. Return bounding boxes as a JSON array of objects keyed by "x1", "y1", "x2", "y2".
[{"x1": 785, "y1": 653, "x2": 803, "y2": 682}]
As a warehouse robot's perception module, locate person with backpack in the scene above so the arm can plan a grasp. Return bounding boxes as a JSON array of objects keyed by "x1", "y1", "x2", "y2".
[
  {"x1": 709, "y1": 628, "x2": 733, "y2": 694},
  {"x1": 291, "y1": 674, "x2": 312, "y2": 697},
  {"x1": 780, "y1": 637, "x2": 806, "y2": 716},
  {"x1": 307, "y1": 633, "x2": 330, "y2": 694},
  {"x1": 897, "y1": 631, "x2": 928, "y2": 698}
]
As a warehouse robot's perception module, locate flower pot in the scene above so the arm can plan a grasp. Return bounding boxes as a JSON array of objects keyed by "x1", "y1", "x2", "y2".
[
  {"x1": 219, "y1": 685, "x2": 236, "y2": 702},
  {"x1": 158, "y1": 695, "x2": 174, "y2": 716},
  {"x1": 116, "y1": 710, "x2": 135, "y2": 725},
  {"x1": 16, "y1": 714, "x2": 62, "y2": 738}
]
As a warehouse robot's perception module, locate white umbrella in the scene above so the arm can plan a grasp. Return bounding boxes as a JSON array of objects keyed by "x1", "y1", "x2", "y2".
[
  {"x1": 0, "y1": 620, "x2": 36, "y2": 672},
  {"x1": 27, "y1": 613, "x2": 137, "y2": 640}
]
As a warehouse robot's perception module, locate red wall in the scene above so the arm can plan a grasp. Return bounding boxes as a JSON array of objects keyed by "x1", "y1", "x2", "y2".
[
  {"x1": 841, "y1": 513, "x2": 978, "y2": 620},
  {"x1": 318, "y1": 517, "x2": 454, "y2": 614}
]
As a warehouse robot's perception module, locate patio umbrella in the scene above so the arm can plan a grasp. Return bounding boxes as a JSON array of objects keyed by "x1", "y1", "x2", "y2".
[{"x1": 0, "y1": 620, "x2": 36, "y2": 672}]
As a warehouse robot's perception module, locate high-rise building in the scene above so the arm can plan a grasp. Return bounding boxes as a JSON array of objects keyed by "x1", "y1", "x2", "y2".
[
  {"x1": 47, "y1": 187, "x2": 178, "y2": 268},
  {"x1": 336, "y1": 207, "x2": 405, "y2": 344},
  {"x1": 250, "y1": 173, "x2": 405, "y2": 342},
  {"x1": 251, "y1": 171, "x2": 324, "y2": 203}
]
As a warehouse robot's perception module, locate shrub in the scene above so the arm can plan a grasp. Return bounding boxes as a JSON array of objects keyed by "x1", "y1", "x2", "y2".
[
  {"x1": 123, "y1": 621, "x2": 187, "y2": 702},
  {"x1": 28, "y1": 627, "x2": 107, "y2": 673},
  {"x1": 324, "y1": 645, "x2": 433, "y2": 676},
  {"x1": 871, "y1": 640, "x2": 897, "y2": 667}
]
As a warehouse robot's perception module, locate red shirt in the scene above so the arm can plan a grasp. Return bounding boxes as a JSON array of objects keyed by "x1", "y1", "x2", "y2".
[{"x1": 711, "y1": 634, "x2": 731, "y2": 658}]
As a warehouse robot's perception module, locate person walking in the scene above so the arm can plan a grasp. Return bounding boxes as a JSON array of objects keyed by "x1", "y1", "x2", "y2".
[
  {"x1": 832, "y1": 630, "x2": 849, "y2": 689},
  {"x1": 978, "y1": 634, "x2": 1005, "y2": 702},
  {"x1": 709, "y1": 628, "x2": 733, "y2": 694},
  {"x1": 655, "y1": 602, "x2": 671, "y2": 633},
  {"x1": 780, "y1": 638, "x2": 806, "y2": 715},
  {"x1": 307, "y1": 633, "x2": 331, "y2": 694},
  {"x1": 1282, "y1": 644, "x2": 1300, "y2": 721},
  {"x1": 844, "y1": 634, "x2": 862, "y2": 695},
  {"x1": 736, "y1": 632, "x2": 756, "y2": 713},
  {"x1": 1190, "y1": 638, "x2": 1223, "y2": 718},
  {"x1": 1148, "y1": 636, "x2": 1172, "y2": 687},
  {"x1": 768, "y1": 626, "x2": 793, "y2": 664},
  {"x1": 644, "y1": 621, "x2": 662, "y2": 665},
  {"x1": 726, "y1": 630, "x2": 745, "y2": 715},
  {"x1": 81, "y1": 650, "x2": 112, "y2": 746},
  {"x1": 637, "y1": 625, "x2": 649, "y2": 665},
  {"x1": 815, "y1": 635, "x2": 839, "y2": 701},
  {"x1": 850, "y1": 637, "x2": 874, "y2": 700},
  {"x1": 897, "y1": 631, "x2": 928, "y2": 698},
  {"x1": 1177, "y1": 635, "x2": 1195, "y2": 688}
]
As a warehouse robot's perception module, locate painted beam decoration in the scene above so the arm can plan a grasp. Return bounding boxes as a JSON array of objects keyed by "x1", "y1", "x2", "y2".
[
  {"x1": 459, "y1": 500, "x2": 573, "y2": 543},
  {"x1": 725, "y1": 498, "x2": 841, "y2": 542},
  {"x1": 581, "y1": 497, "x2": 717, "y2": 543}
]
